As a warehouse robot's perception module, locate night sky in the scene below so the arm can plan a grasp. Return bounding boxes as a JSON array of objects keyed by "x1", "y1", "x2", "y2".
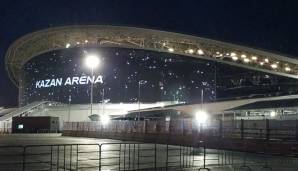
[{"x1": 1, "y1": 0, "x2": 298, "y2": 106}]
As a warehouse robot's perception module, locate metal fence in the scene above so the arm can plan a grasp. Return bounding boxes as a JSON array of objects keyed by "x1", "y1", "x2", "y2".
[
  {"x1": 63, "y1": 119, "x2": 298, "y2": 141},
  {"x1": 0, "y1": 142, "x2": 297, "y2": 171}
]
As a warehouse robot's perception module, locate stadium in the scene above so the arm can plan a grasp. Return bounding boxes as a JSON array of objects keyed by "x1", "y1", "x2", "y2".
[{"x1": 2, "y1": 25, "x2": 298, "y2": 131}]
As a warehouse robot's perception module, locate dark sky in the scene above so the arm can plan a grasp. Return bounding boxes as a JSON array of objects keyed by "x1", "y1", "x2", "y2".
[{"x1": 1, "y1": 0, "x2": 298, "y2": 106}]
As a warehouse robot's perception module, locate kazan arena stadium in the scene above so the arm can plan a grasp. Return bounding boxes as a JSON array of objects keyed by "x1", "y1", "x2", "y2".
[{"x1": 2, "y1": 25, "x2": 298, "y2": 131}]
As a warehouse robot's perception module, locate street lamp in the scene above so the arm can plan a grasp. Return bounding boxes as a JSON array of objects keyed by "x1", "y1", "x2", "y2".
[
  {"x1": 195, "y1": 110, "x2": 208, "y2": 124},
  {"x1": 68, "y1": 95, "x2": 71, "y2": 122},
  {"x1": 138, "y1": 80, "x2": 147, "y2": 121},
  {"x1": 195, "y1": 89, "x2": 208, "y2": 135},
  {"x1": 101, "y1": 88, "x2": 105, "y2": 115},
  {"x1": 100, "y1": 114, "x2": 110, "y2": 125},
  {"x1": 270, "y1": 110, "x2": 276, "y2": 117},
  {"x1": 85, "y1": 54, "x2": 100, "y2": 118}
]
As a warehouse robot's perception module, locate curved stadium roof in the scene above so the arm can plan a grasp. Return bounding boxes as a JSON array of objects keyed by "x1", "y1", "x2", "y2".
[{"x1": 5, "y1": 25, "x2": 298, "y2": 86}]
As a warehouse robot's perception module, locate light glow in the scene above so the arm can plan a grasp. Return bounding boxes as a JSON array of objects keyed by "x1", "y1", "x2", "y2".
[
  {"x1": 243, "y1": 58, "x2": 250, "y2": 63},
  {"x1": 264, "y1": 58, "x2": 269, "y2": 63},
  {"x1": 85, "y1": 54, "x2": 100, "y2": 69},
  {"x1": 159, "y1": 102, "x2": 165, "y2": 107},
  {"x1": 251, "y1": 56, "x2": 258, "y2": 60},
  {"x1": 271, "y1": 64, "x2": 278, "y2": 69},
  {"x1": 195, "y1": 111, "x2": 208, "y2": 124},
  {"x1": 187, "y1": 49, "x2": 194, "y2": 54},
  {"x1": 197, "y1": 49, "x2": 204, "y2": 55},
  {"x1": 270, "y1": 111, "x2": 276, "y2": 117},
  {"x1": 66, "y1": 43, "x2": 71, "y2": 48},
  {"x1": 100, "y1": 115, "x2": 110, "y2": 125},
  {"x1": 241, "y1": 54, "x2": 247, "y2": 58},
  {"x1": 18, "y1": 124, "x2": 24, "y2": 129},
  {"x1": 232, "y1": 56, "x2": 238, "y2": 61},
  {"x1": 165, "y1": 116, "x2": 171, "y2": 122},
  {"x1": 285, "y1": 67, "x2": 291, "y2": 71},
  {"x1": 168, "y1": 48, "x2": 174, "y2": 52},
  {"x1": 231, "y1": 52, "x2": 236, "y2": 57}
]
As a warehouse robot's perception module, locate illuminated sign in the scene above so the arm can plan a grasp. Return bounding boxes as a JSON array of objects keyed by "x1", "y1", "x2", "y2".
[
  {"x1": 35, "y1": 75, "x2": 103, "y2": 88},
  {"x1": 18, "y1": 124, "x2": 24, "y2": 129}
]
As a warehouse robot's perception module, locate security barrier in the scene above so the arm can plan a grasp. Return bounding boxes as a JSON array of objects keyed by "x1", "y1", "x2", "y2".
[
  {"x1": 0, "y1": 143, "x2": 195, "y2": 171},
  {"x1": 63, "y1": 119, "x2": 298, "y2": 141},
  {"x1": 0, "y1": 142, "x2": 297, "y2": 171}
]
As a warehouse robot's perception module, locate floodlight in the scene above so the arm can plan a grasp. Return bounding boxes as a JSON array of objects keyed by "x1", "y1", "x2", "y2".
[
  {"x1": 85, "y1": 54, "x2": 100, "y2": 69},
  {"x1": 195, "y1": 110, "x2": 208, "y2": 124}
]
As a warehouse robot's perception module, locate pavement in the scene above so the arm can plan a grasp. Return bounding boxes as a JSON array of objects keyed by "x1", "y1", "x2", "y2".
[
  {"x1": 0, "y1": 134, "x2": 122, "y2": 146},
  {"x1": 0, "y1": 134, "x2": 297, "y2": 171}
]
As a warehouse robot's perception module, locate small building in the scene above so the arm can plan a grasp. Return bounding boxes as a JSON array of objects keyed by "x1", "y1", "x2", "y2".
[{"x1": 12, "y1": 116, "x2": 59, "y2": 133}]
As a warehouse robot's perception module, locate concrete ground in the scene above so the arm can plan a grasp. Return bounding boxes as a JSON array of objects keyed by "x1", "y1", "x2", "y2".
[
  {"x1": 0, "y1": 134, "x2": 297, "y2": 171},
  {"x1": 0, "y1": 134, "x2": 123, "y2": 145}
]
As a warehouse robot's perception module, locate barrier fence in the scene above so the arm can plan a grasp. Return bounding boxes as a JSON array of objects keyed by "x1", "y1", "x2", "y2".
[
  {"x1": 0, "y1": 142, "x2": 297, "y2": 171},
  {"x1": 0, "y1": 121, "x2": 11, "y2": 134},
  {"x1": 63, "y1": 119, "x2": 298, "y2": 141}
]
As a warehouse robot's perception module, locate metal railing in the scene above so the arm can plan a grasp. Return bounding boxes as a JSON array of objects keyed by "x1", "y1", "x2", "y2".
[
  {"x1": 64, "y1": 119, "x2": 298, "y2": 141},
  {"x1": 0, "y1": 142, "x2": 297, "y2": 171}
]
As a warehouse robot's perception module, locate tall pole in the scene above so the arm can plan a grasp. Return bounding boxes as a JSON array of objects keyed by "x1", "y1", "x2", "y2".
[
  {"x1": 68, "y1": 95, "x2": 71, "y2": 122},
  {"x1": 138, "y1": 81, "x2": 141, "y2": 121},
  {"x1": 90, "y1": 67, "x2": 94, "y2": 116},
  {"x1": 201, "y1": 89, "x2": 204, "y2": 111},
  {"x1": 200, "y1": 89, "x2": 204, "y2": 133},
  {"x1": 85, "y1": 53, "x2": 100, "y2": 119},
  {"x1": 137, "y1": 80, "x2": 147, "y2": 121},
  {"x1": 102, "y1": 88, "x2": 105, "y2": 115}
]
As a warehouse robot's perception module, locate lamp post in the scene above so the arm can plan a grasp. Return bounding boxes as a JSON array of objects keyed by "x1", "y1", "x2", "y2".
[
  {"x1": 68, "y1": 95, "x2": 71, "y2": 122},
  {"x1": 195, "y1": 89, "x2": 208, "y2": 137},
  {"x1": 200, "y1": 89, "x2": 204, "y2": 133},
  {"x1": 85, "y1": 54, "x2": 100, "y2": 118},
  {"x1": 102, "y1": 88, "x2": 105, "y2": 115},
  {"x1": 201, "y1": 89, "x2": 204, "y2": 112},
  {"x1": 138, "y1": 80, "x2": 147, "y2": 121}
]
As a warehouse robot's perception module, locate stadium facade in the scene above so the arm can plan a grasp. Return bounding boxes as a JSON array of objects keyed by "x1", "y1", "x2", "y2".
[
  {"x1": 17, "y1": 46, "x2": 298, "y2": 105},
  {"x1": 3, "y1": 25, "x2": 298, "y2": 126}
]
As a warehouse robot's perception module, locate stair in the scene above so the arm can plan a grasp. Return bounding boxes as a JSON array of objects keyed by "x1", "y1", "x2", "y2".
[{"x1": 0, "y1": 101, "x2": 60, "y2": 121}]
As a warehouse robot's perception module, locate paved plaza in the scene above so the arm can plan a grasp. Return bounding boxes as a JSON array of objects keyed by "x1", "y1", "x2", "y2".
[{"x1": 0, "y1": 135, "x2": 297, "y2": 171}]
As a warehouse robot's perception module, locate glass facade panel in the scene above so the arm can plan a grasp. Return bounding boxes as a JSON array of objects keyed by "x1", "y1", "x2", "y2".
[{"x1": 19, "y1": 47, "x2": 298, "y2": 106}]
